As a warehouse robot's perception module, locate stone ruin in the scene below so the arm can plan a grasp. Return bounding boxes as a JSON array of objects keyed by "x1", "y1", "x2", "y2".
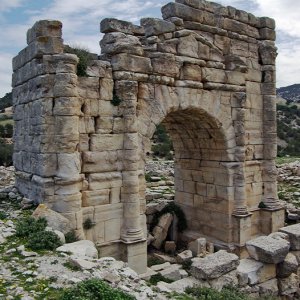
[{"x1": 12, "y1": 0, "x2": 284, "y2": 274}]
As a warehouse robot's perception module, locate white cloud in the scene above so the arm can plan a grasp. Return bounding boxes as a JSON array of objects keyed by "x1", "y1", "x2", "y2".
[
  {"x1": 0, "y1": 53, "x2": 13, "y2": 97},
  {"x1": 0, "y1": 0, "x2": 23, "y2": 12}
]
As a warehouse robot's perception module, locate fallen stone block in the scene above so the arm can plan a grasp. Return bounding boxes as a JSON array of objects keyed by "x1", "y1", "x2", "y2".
[
  {"x1": 177, "y1": 250, "x2": 193, "y2": 263},
  {"x1": 277, "y1": 252, "x2": 298, "y2": 278},
  {"x1": 279, "y1": 224, "x2": 300, "y2": 250},
  {"x1": 278, "y1": 273, "x2": 299, "y2": 296},
  {"x1": 191, "y1": 250, "x2": 239, "y2": 279},
  {"x1": 69, "y1": 256, "x2": 97, "y2": 270},
  {"x1": 32, "y1": 204, "x2": 71, "y2": 234},
  {"x1": 209, "y1": 270, "x2": 238, "y2": 291},
  {"x1": 150, "y1": 262, "x2": 171, "y2": 272},
  {"x1": 139, "y1": 268, "x2": 157, "y2": 280},
  {"x1": 159, "y1": 264, "x2": 182, "y2": 281},
  {"x1": 164, "y1": 241, "x2": 176, "y2": 254},
  {"x1": 237, "y1": 258, "x2": 276, "y2": 285},
  {"x1": 188, "y1": 237, "x2": 206, "y2": 257},
  {"x1": 56, "y1": 240, "x2": 98, "y2": 258},
  {"x1": 151, "y1": 213, "x2": 173, "y2": 249},
  {"x1": 166, "y1": 276, "x2": 208, "y2": 293},
  {"x1": 246, "y1": 236, "x2": 290, "y2": 264},
  {"x1": 258, "y1": 278, "x2": 278, "y2": 297}
]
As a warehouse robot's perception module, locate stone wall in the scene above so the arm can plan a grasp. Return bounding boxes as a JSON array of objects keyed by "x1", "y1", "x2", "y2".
[{"x1": 12, "y1": 0, "x2": 283, "y2": 273}]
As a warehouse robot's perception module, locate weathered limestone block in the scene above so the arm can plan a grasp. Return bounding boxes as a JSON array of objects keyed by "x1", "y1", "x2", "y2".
[
  {"x1": 141, "y1": 18, "x2": 175, "y2": 37},
  {"x1": 56, "y1": 240, "x2": 98, "y2": 258},
  {"x1": 100, "y1": 32, "x2": 143, "y2": 56},
  {"x1": 159, "y1": 264, "x2": 184, "y2": 281},
  {"x1": 237, "y1": 258, "x2": 276, "y2": 285},
  {"x1": 57, "y1": 153, "x2": 81, "y2": 179},
  {"x1": 202, "y1": 67, "x2": 226, "y2": 83},
  {"x1": 277, "y1": 253, "x2": 298, "y2": 278},
  {"x1": 151, "y1": 55, "x2": 180, "y2": 77},
  {"x1": 209, "y1": 270, "x2": 238, "y2": 291},
  {"x1": 111, "y1": 53, "x2": 152, "y2": 73},
  {"x1": 27, "y1": 20, "x2": 62, "y2": 44},
  {"x1": 257, "y1": 278, "x2": 278, "y2": 297},
  {"x1": 53, "y1": 73, "x2": 78, "y2": 97},
  {"x1": 180, "y1": 63, "x2": 202, "y2": 81},
  {"x1": 162, "y1": 2, "x2": 204, "y2": 24},
  {"x1": 177, "y1": 250, "x2": 193, "y2": 263},
  {"x1": 259, "y1": 41, "x2": 277, "y2": 65},
  {"x1": 86, "y1": 60, "x2": 112, "y2": 78},
  {"x1": 100, "y1": 18, "x2": 144, "y2": 35},
  {"x1": 151, "y1": 213, "x2": 173, "y2": 249},
  {"x1": 191, "y1": 250, "x2": 239, "y2": 279},
  {"x1": 188, "y1": 237, "x2": 206, "y2": 257},
  {"x1": 246, "y1": 236, "x2": 290, "y2": 264},
  {"x1": 177, "y1": 35, "x2": 199, "y2": 58},
  {"x1": 52, "y1": 193, "x2": 82, "y2": 214},
  {"x1": 90, "y1": 134, "x2": 124, "y2": 152},
  {"x1": 278, "y1": 273, "x2": 299, "y2": 296},
  {"x1": 259, "y1": 17, "x2": 276, "y2": 30},
  {"x1": 279, "y1": 224, "x2": 300, "y2": 250},
  {"x1": 32, "y1": 204, "x2": 71, "y2": 234}
]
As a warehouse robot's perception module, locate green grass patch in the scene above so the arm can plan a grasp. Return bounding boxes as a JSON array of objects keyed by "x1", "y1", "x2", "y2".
[
  {"x1": 59, "y1": 278, "x2": 135, "y2": 300},
  {"x1": 276, "y1": 156, "x2": 300, "y2": 165}
]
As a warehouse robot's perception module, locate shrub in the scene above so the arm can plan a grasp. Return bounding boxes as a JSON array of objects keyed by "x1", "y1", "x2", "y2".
[
  {"x1": 64, "y1": 45, "x2": 93, "y2": 77},
  {"x1": 59, "y1": 278, "x2": 135, "y2": 300},
  {"x1": 16, "y1": 216, "x2": 47, "y2": 237},
  {"x1": 83, "y1": 218, "x2": 95, "y2": 230},
  {"x1": 149, "y1": 274, "x2": 174, "y2": 285},
  {"x1": 185, "y1": 286, "x2": 250, "y2": 300},
  {"x1": 65, "y1": 230, "x2": 79, "y2": 243},
  {"x1": 0, "y1": 140, "x2": 13, "y2": 166},
  {"x1": 27, "y1": 230, "x2": 62, "y2": 251},
  {"x1": 111, "y1": 92, "x2": 122, "y2": 106},
  {"x1": 15, "y1": 216, "x2": 62, "y2": 251}
]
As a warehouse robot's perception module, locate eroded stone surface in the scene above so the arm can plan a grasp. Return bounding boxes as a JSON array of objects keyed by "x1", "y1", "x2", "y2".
[
  {"x1": 191, "y1": 250, "x2": 239, "y2": 279},
  {"x1": 246, "y1": 236, "x2": 290, "y2": 264}
]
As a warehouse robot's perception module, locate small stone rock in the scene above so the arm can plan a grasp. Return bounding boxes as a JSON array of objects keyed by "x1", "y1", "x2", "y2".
[
  {"x1": 177, "y1": 250, "x2": 193, "y2": 263},
  {"x1": 164, "y1": 241, "x2": 176, "y2": 254},
  {"x1": 159, "y1": 264, "x2": 182, "y2": 281},
  {"x1": 258, "y1": 278, "x2": 278, "y2": 297},
  {"x1": 150, "y1": 262, "x2": 171, "y2": 272},
  {"x1": 188, "y1": 238, "x2": 206, "y2": 257},
  {"x1": 69, "y1": 257, "x2": 97, "y2": 270}
]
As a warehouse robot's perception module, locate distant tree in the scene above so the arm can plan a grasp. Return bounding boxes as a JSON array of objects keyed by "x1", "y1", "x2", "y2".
[
  {"x1": 4, "y1": 124, "x2": 13, "y2": 138},
  {"x1": 0, "y1": 92, "x2": 12, "y2": 110}
]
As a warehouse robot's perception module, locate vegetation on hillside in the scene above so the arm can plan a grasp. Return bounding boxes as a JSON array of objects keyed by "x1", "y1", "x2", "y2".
[
  {"x1": 0, "y1": 92, "x2": 12, "y2": 111},
  {"x1": 151, "y1": 124, "x2": 174, "y2": 160},
  {"x1": 277, "y1": 103, "x2": 300, "y2": 156}
]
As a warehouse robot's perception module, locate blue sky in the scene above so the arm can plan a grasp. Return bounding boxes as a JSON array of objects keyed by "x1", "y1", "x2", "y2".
[{"x1": 1, "y1": 0, "x2": 300, "y2": 97}]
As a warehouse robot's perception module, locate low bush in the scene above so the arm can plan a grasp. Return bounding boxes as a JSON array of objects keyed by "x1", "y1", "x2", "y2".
[
  {"x1": 16, "y1": 216, "x2": 62, "y2": 251},
  {"x1": 0, "y1": 140, "x2": 13, "y2": 166},
  {"x1": 149, "y1": 274, "x2": 174, "y2": 286},
  {"x1": 16, "y1": 216, "x2": 47, "y2": 237},
  {"x1": 27, "y1": 230, "x2": 62, "y2": 251},
  {"x1": 59, "y1": 278, "x2": 135, "y2": 300},
  {"x1": 185, "y1": 286, "x2": 249, "y2": 300},
  {"x1": 65, "y1": 230, "x2": 79, "y2": 243}
]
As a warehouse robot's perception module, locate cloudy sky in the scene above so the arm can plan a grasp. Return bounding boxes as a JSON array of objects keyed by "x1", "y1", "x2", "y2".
[{"x1": 0, "y1": 0, "x2": 299, "y2": 97}]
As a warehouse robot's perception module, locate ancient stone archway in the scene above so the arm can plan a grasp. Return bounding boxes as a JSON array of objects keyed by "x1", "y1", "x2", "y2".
[{"x1": 12, "y1": 0, "x2": 284, "y2": 273}]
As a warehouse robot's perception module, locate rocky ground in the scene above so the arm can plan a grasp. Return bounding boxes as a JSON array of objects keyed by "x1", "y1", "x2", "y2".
[{"x1": 0, "y1": 159, "x2": 299, "y2": 299}]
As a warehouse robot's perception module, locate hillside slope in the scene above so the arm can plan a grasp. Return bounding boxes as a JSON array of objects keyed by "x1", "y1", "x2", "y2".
[{"x1": 277, "y1": 84, "x2": 300, "y2": 103}]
